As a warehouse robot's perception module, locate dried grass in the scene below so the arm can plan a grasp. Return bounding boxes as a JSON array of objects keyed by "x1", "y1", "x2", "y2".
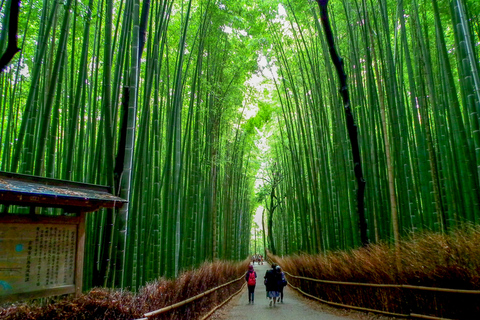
[
  {"x1": 0, "y1": 260, "x2": 249, "y2": 320},
  {"x1": 271, "y1": 226, "x2": 480, "y2": 319}
]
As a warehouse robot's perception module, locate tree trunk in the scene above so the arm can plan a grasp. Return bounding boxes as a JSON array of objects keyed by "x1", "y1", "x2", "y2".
[{"x1": 316, "y1": 0, "x2": 368, "y2": 246}]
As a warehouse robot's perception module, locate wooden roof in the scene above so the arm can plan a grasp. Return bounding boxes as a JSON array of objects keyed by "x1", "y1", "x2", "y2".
[{"x1": 0, "y1": 171, "x2": 127, "y2": 212}]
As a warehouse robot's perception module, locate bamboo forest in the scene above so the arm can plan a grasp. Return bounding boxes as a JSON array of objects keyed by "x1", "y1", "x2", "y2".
[{"x1": 1, "y1": 0, "x2": 480, "y2": 315}]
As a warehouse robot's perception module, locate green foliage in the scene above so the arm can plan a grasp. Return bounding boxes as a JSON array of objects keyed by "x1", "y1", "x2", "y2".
[
  {"x1": 1, "y1": 0, "x2": 479, "y2": 291},
  {"x1": 260, "y1": 0, "x2": 480, "y2": 255},
  {"x1": 0, "y1": 0, "x2": 269, "y2": 289}
]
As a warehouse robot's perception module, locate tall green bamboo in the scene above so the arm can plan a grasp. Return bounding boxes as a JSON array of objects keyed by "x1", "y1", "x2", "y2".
[{"x1": 2, "y1": 0, "x2": 480, "y2": 290}]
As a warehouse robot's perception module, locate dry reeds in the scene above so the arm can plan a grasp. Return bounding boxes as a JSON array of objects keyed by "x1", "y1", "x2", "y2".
[
  {"x1": 0, "y1": 289, "x2": 141, "y2": 320},
  {"x1": 0, "y1": 260, "x2": 249, "y2": 320},
  {"x1": 271, "y1": 227, "x2": 480, "y2": 319}
]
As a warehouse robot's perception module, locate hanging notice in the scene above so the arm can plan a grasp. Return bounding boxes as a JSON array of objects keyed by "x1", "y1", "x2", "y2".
[{"x1": 0, "y1": 219, "x2": 80, "y2": 301}]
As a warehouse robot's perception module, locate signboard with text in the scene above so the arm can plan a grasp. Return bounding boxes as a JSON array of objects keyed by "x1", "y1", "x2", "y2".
[{"x1": 0, "y1": 215, "x2": 85, "y2": 303}]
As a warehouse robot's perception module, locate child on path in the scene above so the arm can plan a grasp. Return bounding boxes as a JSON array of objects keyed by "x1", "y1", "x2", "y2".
[
  {"x1": 245, "y1": 265, "x2": 257, "y2": 304},
  {"x1": 264, "y1": 263, "x2": 281, "y2": 307}
]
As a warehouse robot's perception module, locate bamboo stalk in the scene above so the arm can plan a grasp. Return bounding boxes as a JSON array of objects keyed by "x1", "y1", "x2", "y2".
[
  {"x1": 0, "y1": 0, "x2": 21, "y2": 72},
  {"x1": 315, "y1": 0, "x2": 368, "y2": 246}
]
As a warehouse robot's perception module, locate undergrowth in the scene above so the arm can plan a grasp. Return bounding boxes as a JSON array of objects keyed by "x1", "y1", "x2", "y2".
[
  {"x1": 0, "y1": 260, "x2": 248, "y2": 320},
  {"x1": 271, "y1": 226, "x2": 480, "y2": 319}
]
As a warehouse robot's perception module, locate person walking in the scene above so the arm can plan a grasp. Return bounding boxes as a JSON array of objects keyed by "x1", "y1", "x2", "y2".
[
  {"x1": 264, "y1": 263, "x2": 280, "y2": 307},
  {"x1": 276, "y1": 265, "x2": 287, "y2": 303},
  {"x1": 245, "y1": 264, "x2": 257, "y2": 304}
]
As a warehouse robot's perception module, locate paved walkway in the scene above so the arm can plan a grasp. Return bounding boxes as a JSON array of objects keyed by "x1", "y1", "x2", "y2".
[{"x1": 223, "y1": 263, "x2": 351, "y2": 320}]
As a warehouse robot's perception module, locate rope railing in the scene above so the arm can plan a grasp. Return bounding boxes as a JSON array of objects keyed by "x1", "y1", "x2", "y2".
[
  {"x1": 286, "y1": 280, "x2": 456, "y2": 320},
  {"x1": 199, "y1": 282, "x2": 246, "y2": 320},
  {"x1": 283, "y1": 271, "x2": 480, "y2": 294},
  {"x1": 286, "y1": 280, "x2": 410, "y2": 318},
  {"x1": 136, "y1": 274, "x2": 245, "y2": 319}
]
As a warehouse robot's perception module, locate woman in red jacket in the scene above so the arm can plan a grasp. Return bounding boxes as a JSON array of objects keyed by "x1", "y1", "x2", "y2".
[{"x1": 245, "y1": 264, "x2": 257, "y2": 304}]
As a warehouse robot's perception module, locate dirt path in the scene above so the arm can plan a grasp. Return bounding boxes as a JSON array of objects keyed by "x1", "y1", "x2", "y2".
[{"x1": 210, "y1": 263, "x2": 367, "y2": 320}]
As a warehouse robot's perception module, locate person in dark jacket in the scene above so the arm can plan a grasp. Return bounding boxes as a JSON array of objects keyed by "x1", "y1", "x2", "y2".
[
  {"x1": 264, "y1": 263, "x2": 281, "y2": 306},
  {"x1": 245, "y1": 264, "x2": 257, "y2": 304}
]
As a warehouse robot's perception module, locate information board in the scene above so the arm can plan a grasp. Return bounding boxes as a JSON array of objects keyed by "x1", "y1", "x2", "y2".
[{"x1": 0, "y1": 215, "x2": 85, "y2": 303}]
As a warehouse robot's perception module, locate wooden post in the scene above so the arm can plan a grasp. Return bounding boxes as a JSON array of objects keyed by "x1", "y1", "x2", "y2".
[{"x1": 75, "y1": 212, "x2": 86, "y2": 297}]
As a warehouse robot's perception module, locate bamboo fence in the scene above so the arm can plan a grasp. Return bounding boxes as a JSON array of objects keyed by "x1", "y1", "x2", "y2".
[
  {"x1": 135, "y1": 274, "x2": 246, "y2": 319},
  {"x1": 284, "y1": 270, "x2": 480, "y2": 320}
]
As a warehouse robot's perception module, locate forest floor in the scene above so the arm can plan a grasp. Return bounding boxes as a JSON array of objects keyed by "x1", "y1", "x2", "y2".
[{"x1": 209, "y1": 263, "x2": 398, "y2": 320}]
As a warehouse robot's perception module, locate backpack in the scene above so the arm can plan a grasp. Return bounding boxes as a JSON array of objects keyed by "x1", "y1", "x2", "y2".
[{"x1": 247, "y1": 271, "x2": 256, "y2": 286}]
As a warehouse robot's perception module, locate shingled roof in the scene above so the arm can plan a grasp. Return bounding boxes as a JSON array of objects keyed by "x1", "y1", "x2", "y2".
[{"x1": 0, "y1": 171, "x2": 127, "y2": 212}]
